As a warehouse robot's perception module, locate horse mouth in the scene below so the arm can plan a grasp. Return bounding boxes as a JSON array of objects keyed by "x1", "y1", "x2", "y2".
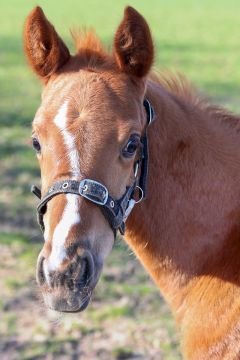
[
  {"x1": 42, "y1": 288, "x2": 93, "y2": 313},
  {"x1": 60, "y1": 293, "x2": 92, "y2": 313}
]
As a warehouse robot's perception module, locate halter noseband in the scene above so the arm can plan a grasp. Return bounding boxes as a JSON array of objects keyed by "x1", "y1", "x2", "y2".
[{"x1": 31, "y1": 99, "x2": 155, "y2": 237}]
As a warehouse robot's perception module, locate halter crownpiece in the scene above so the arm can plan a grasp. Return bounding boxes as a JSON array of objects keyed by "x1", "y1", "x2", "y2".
[{"x1": 31, "y1": 99, "x2": 155, "y2": 237}]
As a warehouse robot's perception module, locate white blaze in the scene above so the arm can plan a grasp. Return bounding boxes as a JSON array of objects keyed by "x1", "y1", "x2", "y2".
[
  {"x1": 48, "y1": 194, "x2": 80, "y2": 271},
  {"x1": 44, "y1": 101, "x2": 81, "y2": 275},
  {"x1": 53, "y1": 100, "x2": 80, "y2": 177}
]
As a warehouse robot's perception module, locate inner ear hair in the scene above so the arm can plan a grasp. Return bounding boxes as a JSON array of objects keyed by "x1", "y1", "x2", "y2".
[
  {"x1": 113, "y1": 6, "x2": 154, "y2": 78},
  {"x1": 24, "y1": 6, "x2": 70, "y2": 82}
]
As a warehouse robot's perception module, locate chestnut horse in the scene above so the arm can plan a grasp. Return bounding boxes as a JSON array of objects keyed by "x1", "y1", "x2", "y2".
[{"x1": 24, "y1": 6, "x2": 240, "y2": 359}]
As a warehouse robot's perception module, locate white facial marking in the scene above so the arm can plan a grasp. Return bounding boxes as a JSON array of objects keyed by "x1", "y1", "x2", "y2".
[
  {"x1": 46, "y1": 194, "x2": 80, "y2": 274},
  {"x1": 43, "y1": 258, "x2": 51, "y2": 286},
  {"x1": 43, "y1": 101, "x2": 81, "y2": 279},
  {"x1": 53, "y1": 100, "x2": 80, "y2": 177},
  {"x1": 44, "y1": 217, "x2": 50, "y2": 242}
]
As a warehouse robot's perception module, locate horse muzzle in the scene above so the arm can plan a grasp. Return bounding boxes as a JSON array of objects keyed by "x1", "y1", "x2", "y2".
[{"x1": 36, "y1": 249, "x2": 99, "y2": 312}]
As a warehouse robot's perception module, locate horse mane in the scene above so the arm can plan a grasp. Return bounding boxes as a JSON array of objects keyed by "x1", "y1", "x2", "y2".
[
  {"x1": 71, "y1": 29, "x2": 109, "y2": 68},
  {"x1": 150, "y1": 71, "x2": 201, "y2": 106},
  {"x1": 151, "y1": 71, "x2": 240, "y2": 131},
  {"x1": 72, "y1": 29, "x2": 106, "y2": 55}
]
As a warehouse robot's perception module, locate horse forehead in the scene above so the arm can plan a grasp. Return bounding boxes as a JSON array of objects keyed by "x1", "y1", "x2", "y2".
[
  {"x1": 44, "y1": 71, "x2": 130, "y2": 106},
  {"x1": 33, "y1": 70, "x2": 141, "y2": 133}
]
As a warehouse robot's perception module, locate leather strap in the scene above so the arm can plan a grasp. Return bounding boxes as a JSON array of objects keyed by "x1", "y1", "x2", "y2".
[{"x1": 32, "y1": 179, "x2": 136, "y2": 237}]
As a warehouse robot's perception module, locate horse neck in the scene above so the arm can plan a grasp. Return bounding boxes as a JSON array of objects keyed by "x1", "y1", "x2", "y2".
[{"x1": 125, "y1": 78, "x2": 240, "y2": 357}]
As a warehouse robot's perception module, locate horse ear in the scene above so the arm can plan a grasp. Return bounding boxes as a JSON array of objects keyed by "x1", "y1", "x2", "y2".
[
  {"x1": 24, "y1": 6, "x2": 70, "y2": 83},
  {"x1": 113, "y1": 6, "x2": 154, "y2": 78}
]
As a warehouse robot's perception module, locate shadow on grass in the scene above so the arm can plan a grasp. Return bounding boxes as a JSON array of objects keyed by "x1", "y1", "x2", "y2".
[
  {"x1": 0, "y1": 143, "x2": 32, "y2": 158},
  {"x1": 3, "y1": 166, "x2": 40, "y2": 181},
  {"x1": 0, "y1": 336, "x2": 142, "y2": 360},
  {"x1": 0, "y1": 112, "x2": 33, "y2": 128},
  {"x1": 0, "y1": 231, "x2": 41, "y2": 245},
  {"x1": 0, "y1": 201, "x2": 37, "y2": 230}
]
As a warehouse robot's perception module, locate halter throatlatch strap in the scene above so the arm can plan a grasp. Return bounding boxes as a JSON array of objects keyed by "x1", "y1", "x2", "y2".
[
  {"x1": 140, "y1": 99, "x2": 155, "y2": 199},
  {"x1": 31, "y1": 99, "x2": 155, "y2": 237}
]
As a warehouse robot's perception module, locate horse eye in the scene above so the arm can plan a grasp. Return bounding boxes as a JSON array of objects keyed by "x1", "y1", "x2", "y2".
[
  {"x1": 32, "y1": 137, "x2": 41, "y2": 153},
  {"x1": 122, "y1": 135, "x2": 140, "y2": 158}
]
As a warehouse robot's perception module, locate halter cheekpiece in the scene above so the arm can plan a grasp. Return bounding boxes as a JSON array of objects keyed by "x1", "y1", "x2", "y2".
[{"x1": 31, "y1": 99, "x2": 155, "y2": 238}]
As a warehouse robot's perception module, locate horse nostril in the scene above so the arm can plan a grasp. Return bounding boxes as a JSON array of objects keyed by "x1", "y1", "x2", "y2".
[
  {"x1": 36, "y1": 250, "x2": 95, "y2": 291},
  {"x1": 68, "y1": 251, "x2": 94, "y2": 290},
  {"x1": 76, "y1": 258, "x2": 89, "y2": 288},
  {"x1": 36, "y1": 255, "x2": 45, "y2": 286}
]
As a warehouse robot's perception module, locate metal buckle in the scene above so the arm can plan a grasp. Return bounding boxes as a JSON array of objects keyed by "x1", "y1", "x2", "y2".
[
  {"x1": 79, "y1": 179, "x2": 109, "y2": 206},
  {"x1": 134, "y1": 162, "x2": 139, "y2": 178},
  {"x1": 123, "y1": 199, "x2": 136, "y2": 222}
]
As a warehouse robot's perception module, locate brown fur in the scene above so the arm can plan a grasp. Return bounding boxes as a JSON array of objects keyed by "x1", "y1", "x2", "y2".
[
  {"x1": 113, "y1": 6, "x2": 154, "y2": 77},
  {"x1": 24, "y1": 6, "x2": 240, "y2": 359},
  {"x1": 24, "y1": 7, "x2": 70, "y2": 82}
]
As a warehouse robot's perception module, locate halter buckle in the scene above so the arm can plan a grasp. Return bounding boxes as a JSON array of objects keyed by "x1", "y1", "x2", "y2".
[{"x1": 79, "y1": 179, "x2": 109, "y2": 206}]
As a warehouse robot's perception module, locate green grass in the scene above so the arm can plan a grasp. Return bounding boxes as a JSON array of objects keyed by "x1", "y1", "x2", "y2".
[{"x1": 1, "y1": 1, "x2": 240, "y2": 359}]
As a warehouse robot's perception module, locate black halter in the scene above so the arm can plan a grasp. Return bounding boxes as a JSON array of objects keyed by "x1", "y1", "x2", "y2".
[{"x1": 31, "y1": 99, "x2": 155, "y2": 237}]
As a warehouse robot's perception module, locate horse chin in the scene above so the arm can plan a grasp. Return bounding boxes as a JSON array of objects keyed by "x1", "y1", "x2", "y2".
[
  {"x1": 42, "y1": 288, "x2": 93, "y2": 313},
  {"x1": 75, "y1": 295, "x2": 91, "y2": 312}
]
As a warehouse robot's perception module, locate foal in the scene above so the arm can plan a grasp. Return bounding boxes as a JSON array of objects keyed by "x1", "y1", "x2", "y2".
[{"x1": 24, "y1": 6, "x2": 240, "y2": 359}]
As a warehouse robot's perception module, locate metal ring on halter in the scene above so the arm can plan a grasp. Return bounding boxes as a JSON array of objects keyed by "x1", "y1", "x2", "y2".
[{"x1": 135, "y1": 186, "x2": 144, "y2": 204}]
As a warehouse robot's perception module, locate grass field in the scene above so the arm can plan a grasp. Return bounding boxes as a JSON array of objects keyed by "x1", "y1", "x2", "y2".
[{"x1": 1, "y1": 1, "x2": 240, "y2": 359}]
